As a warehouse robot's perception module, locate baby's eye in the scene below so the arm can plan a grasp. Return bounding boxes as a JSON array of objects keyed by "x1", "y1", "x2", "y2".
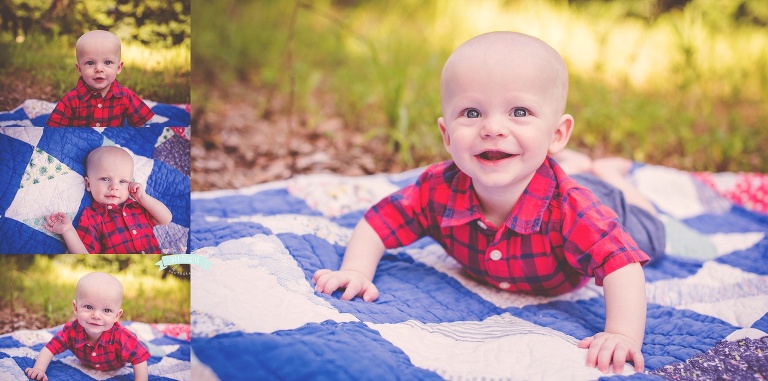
[
  {"x1": 464, "y1": 109, "x2": 481, "y2": 118},
  {"x1": 103, "y1": 308, "x2": 112, "y2": 314},
  {"x1": 100, "y1": 177, "x2": 109, "y2": 182},
  {"x1": 512, "y1": 108, "x2": 528, "y2": 117},
  {"x1": 105, "y1": 60, "x2": 113, "y2": 65},
  {"x1": 85, "y1": 61, "x2": 94, "y2": 66},
  {"x1": 120, "y1": 180, "x2": 128, "y2": 184},
  {"x1": 85, "y1": 305, "x2": 93, "y2": 310}
]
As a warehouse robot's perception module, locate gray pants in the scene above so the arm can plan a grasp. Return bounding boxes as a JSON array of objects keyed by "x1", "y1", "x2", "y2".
[{"x1": 571, "y1": 174, "x2": 666, "y2": 263}]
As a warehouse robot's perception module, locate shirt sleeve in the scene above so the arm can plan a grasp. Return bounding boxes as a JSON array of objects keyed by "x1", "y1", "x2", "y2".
[
  {"x1": 44, "y1": 324, "x2": 72, "y2": 355},
  {"x1": 559, "y1": 187, "x2": 649, "y2": 285},
  {"x1": 125, "y1": 92, "x2": 155, "y2": 126},
  {"x1": 46, "y1": 97, "x2": 75, "y2": 127},
  {"x1": 76, "y1": 209, "x2": 102, "y2": 254},
  {"x1": 120, "y1": 329, "x2": 151, "y2": 365},
  {"x1": 364, "y1": 169, "x2": 434, "y2": 248}
]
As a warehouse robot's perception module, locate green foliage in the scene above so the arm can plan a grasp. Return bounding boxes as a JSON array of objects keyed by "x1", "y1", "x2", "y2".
[
  {"x1": 1, "y1": 0, "x2": 190, "y2": 48},
  {"x1": 0, "y1": 31, "x2": 190, "y2": 105},
  {"x1": 195, "y1": 0, "x2": 768, "y2": 173},
  {"x1": 0, "y1": 255, "x2": 189, "y2": 326}
]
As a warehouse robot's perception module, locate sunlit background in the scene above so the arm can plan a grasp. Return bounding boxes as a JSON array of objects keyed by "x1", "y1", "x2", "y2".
[
  {"x1": 0, "y1": 255, "x2": 190, "y2": 334},
  {"x1": 0, "y1": 0, "x2": 191, "y2": 109},
  {"x1": 193, "y1": 0, "x2": 768, "y2": 174}
]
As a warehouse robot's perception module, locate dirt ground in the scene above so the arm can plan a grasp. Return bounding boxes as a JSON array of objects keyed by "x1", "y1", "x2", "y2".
[
  {"x1": 0, "y1": 306, "x2": 50, "y2": 335},
  {"x1": 191, "y1": 84, "x2": 412, "y2": 191},
  {"x1": 0, "y1": 72, "x2": 58, "y2": 111}
]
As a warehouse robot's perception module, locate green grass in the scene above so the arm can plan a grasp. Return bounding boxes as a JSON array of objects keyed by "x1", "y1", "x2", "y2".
[
  {"x1": 0, "y1": 255, "x2": 189, "y2": 327},
  {"x1": 1, "y1": 32, "x2": 190, "y2": 105},
  {"x1": 192, "y1": 0, "x2": 768, "y2": 173}
]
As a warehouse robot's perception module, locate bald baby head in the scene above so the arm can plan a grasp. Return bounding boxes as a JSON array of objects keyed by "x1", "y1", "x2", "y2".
[
  {"x1": 440, "y1": 31, "x2": 569, "y2": 115},
  {"x1": 76, "y1": 30, "x2": 122, "y2": 62},
  {"x1": 85, "y1": 146, "x2": 133, "y2": 177},
  {"x1": 75, "y1": 272, "x2": 124, "y2": 306}
]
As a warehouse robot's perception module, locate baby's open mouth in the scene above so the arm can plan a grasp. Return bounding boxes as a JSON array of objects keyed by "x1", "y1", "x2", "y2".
[{"x1": 477, "y1": 150, "x2": 515, "y2": 161}]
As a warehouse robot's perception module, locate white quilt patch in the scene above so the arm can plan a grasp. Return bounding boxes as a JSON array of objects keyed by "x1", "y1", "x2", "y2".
[
  {"x1": 369, "y1": 313, "x2": 634, "y2": 381},
  {"x1": 192, "y1": 234, "x2": 358, "y2": 335}
]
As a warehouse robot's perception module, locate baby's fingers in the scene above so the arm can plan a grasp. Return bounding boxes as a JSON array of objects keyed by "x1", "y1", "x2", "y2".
[
  {"x1": 578, "y1": 336, "x2": 594, "y2": 349},
  {"x1": 610, "y1": 345, "x2": 629, "y2": 374},
  {"x1": 628, "y1": 346, "x2": 645, "y2": 373},
  {"x1": 340, "y1": 282, "x2": 362, "y2": 301},
  {"x1": 314, "y1": 271, "x2": 343, "y2": 295},
  {"x1": 312, "y1": 269, "x2": 330, "y2": 284}
]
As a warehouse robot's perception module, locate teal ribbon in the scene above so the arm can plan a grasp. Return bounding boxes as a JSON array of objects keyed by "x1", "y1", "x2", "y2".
[{"x1": 155, "y1": 254, "x2": 212, "y2": 271}]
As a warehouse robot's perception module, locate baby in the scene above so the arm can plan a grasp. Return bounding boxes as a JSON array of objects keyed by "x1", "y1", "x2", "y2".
[
  {"x1": 46, "y1": 30, "x2": 155, "y2": 127},
  {"x1": 25, "y1": 272, "x2": 149, "y2": 381},
  {"x1": 45, "y1": 146, "x2": 172, "y2": 253},
  {"x1": 314, "y1": 32, "x2": 650, "y2": 374}
]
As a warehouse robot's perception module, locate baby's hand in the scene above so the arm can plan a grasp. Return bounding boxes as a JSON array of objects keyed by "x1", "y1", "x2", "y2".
[
  {"x1": 128, "y1": 182, "x2": 145, "y2": 201},
  {"x1": 313, "y1": 269, "x2": 379, "y2": 302},
  {"x1": 578, "y1": 332, "x2": 644, "y2": 374},
  {"x1": 44, "y1": 212, "x2": 73, "y2": 235},
  {"x1": 25, "y1": 367, "x2": 48, "y2": 381}
]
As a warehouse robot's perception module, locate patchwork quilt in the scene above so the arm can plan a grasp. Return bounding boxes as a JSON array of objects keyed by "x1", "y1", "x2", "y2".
[
  {"x1": 0, "y1": 322, "x2": 190, "y2": 380},
  {"x1": 0, "y1": 127, "x2": 190, "y2": 254},
  {"x1": 0, "y1": 99, "x2": 190, "y2": 127},
  {"x1": 190, "y1": 163, "x2": 768, "y2": 380}
]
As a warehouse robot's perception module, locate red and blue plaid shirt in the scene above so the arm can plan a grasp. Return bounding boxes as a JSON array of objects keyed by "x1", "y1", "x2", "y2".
[
  {"x1": 45, "y1": 320, "x2": 150, "y2": 371},
  {"x1": 46, "y1": 77, "x2": 154, "y2": 127},
  {"x1": 76, "y1": 198, "x2": 161, "y2": 254},
  {"x1": 365, "y1": 157, "x2": 649, "y2": 296}
]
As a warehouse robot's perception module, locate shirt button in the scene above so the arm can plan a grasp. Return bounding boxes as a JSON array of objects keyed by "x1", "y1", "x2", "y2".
[
  {"x1": 490, "y1": 250, "x2": 502, "y2": 261},
  {"x1": 95, "y1": 123, "x2": 101, "y2": 127},
  {"x1": 477, "y1": 220, "x2": 487, "y2": 229},
  {"x1": 141, "y1": 251, "x2": 146, "y2": 254},
  {"x1": 107, "y1": 205, "x2": 112, "y2": 210},
  {"x1": 95, "y1": 364, "x2": 100, "y2": 367},
  {"x1": 499, "y1": 282, "x2": 511, "y2": 289},
  {"x1": 123, "y1": 212, "x2": 127, "y2": 216},
  {"x1": 92, "y1": 352, "x2": 97, "y2": 356},
  {"x1": 132, "y1": 229, "x2": 137, "y2": 235},
  {"x1": 97, "y1": 104, "x2": 102, "y2": 108}
]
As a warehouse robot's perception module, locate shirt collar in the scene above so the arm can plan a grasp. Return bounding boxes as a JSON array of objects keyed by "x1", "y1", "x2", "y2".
[
  {"x1": 441, "y1": 158, "x2": 557, "y2": 234},
  {"x1": 72, "y1": 319, "x2": 122, "y2": 349},
  {"x1": 75, "y1": 77, "x2": 125, "y2": 101},
  {"x1": 90, "y1": 198, "x2": 139, "y2": 214}
]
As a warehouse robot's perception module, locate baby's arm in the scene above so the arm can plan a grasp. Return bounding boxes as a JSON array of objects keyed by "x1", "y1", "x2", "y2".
[
  {"x1": 313, "y1": 219, "x2": 386, "y2": 302},
  {"x1": 25, "y1": 346, "x2": 54, "y2": 381},
  {"x1": 132, "y1": 361, "x2": 148, "y2": 381},
  {"x1": 44, "y1": 212, "x2": 89, "y2": 254},
  {"x1": 129, "y1": 182, "x2": 172, "y2": 225},
  {"x1": 578, "y1": 262, "x2": 646, "y2": 373}
]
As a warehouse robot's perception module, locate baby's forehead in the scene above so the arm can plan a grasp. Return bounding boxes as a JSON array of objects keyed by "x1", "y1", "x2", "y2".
[
  {"x1": 448, "y1": 33, "x2": 561, "y2": 73},
  {"x1": 87, "y1": 147, "x2": 133, "y2": 166},
  {"x1": 76, "y1": 272, "x2": 124, "y2": 300},
  {"x1": 76, "y1": 31, "x2": 121, "y2": 56}
]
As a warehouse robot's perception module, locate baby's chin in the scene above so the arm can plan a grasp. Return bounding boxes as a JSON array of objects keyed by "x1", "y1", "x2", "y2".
[{"x1": 98, "y1": 196, "x2": 128, "y2": 205}]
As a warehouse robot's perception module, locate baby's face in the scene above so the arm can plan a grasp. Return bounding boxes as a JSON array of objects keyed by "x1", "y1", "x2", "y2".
[
  {"x1": 76, "y1": 36, "x2": 123, "y2": 97},
  {"x1": 73, "y1": 283, "x2": 123, "y2": 342},
  {"x1": 85, "y1": 154, "x2": 134, "y2": 206},
  {"x1": 438, "y1": 37, "x2": 567, "y2": 194}
]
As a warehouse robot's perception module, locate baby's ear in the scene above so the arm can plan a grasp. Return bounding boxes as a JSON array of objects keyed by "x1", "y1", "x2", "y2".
[
  {"x1": 84, "y1": 177, "x2": 91, "y2": 191},
  {"x1": 438, "y1": 117, "x2": 451, "y2": 151},
  {"x1": 548, "y1": 114, "x2": 574, "y2": 155},
  {"x1": 116, "y1": 308, "x2": 123, "y2": 321}
]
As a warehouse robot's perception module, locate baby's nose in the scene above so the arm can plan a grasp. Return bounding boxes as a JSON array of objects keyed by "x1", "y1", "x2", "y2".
[{"x1": 481, "y1": 118, "x2": 509, "y2": 138}]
